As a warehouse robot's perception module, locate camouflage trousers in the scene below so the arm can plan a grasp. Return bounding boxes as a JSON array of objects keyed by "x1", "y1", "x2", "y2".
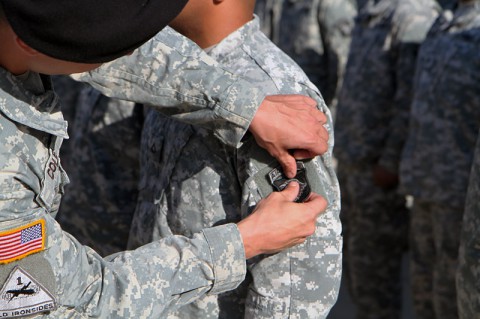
[
  {"x1": 410, "y1": 199, "x2": 463, "y2": 319},
  {"x1": 456, "y1": 152, "x2": 480, "y2": 319},
  {"x1": 340, "y1": 164, "x2": 409, "y2": 319}
]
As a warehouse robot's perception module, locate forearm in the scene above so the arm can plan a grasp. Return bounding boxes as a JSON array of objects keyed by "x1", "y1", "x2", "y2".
[
  {"x1": 244, "y1": 207, "x2": 342, "y2": 319},
  {"x1": 44, "y1": 215, "x2": 246, "y2": 317}
]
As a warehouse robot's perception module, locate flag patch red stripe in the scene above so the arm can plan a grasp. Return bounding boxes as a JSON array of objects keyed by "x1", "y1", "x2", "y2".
[{"x1": 0, "y1": 220, "x2": 45, "y2": 264}]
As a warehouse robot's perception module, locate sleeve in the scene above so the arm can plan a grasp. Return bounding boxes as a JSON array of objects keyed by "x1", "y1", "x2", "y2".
[
  {"x1": 0, "y1": 209, "x2": 246, "y2": 318},
  {"x1": 47, "y1": 218, "x2": 246, "y2": 318},
  {"x1": 240, "y1": 89, "x2": 342, "y2": 319},
  {"x1": 73, "y1": 27, "x2": 267, "y2": 147},
  {"x1": 0, "y1": 132, "x2": 246, "y2": 318}
]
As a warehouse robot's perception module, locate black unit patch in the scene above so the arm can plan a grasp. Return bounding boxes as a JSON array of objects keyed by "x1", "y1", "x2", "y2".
[{"x1": 268, "y1": 161, "x2": 311, "y2": 203}]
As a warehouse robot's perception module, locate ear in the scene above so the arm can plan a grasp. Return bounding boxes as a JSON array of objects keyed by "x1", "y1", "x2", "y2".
[{"x1": 15, "y1": 36, "x2": 39, "y2": 56}]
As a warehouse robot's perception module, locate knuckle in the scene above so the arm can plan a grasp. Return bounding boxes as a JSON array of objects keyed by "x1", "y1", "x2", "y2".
[
  {"x1": 306, "y1": 224, "x2": 316, "y2": 236},
  {"x1": 297, "y1": 237, "x2": 307, "y2": 245}
]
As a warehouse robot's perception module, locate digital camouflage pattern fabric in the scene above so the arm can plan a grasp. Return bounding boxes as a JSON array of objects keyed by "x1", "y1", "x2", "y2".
[
  {"x1": 333, "y1": 0, "x2": 442, "y2": 317},
  {"x1": 400, "y1": 1, "x2": 480, "y2": 317},
  {"x1": 457, "y1": 129, "x2": 480, "y2": 319},
  {"x1": 75, "y1": 26, "x2": 267, "y2": 149},
  {"x1": 128, "y1": 17, "x2": 342, "y2": 319},
  {"x1": 56, "y1": 25, "x2": 273, "y2": 256},
  {"x1": 0, "y1": 25, "x2": 287, "y2": 316},
  {"x1": 254, "y1": 0, "x2": 356, "y2": 113},
  {"x1": 54, "y1": 76, "x2": 143, "y2": 256}
]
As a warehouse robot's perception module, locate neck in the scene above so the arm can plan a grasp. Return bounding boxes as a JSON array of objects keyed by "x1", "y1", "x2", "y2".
[
  {"x1": 194, "y1": 13, "x2": 252, "y2": 48},
  {"x1": 170, "y1": 2, "x2": 254, "y2": 49},
  {"x1": 0, "y1": 24, "x2": 29, "y2": 75},
  {"x1": 0, "y1": 52, "x2": 29, "y2": 75}
]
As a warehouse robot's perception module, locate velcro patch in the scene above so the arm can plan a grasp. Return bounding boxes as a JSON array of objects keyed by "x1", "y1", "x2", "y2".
[
  {"x1": 0, "y1": 266, "x2": 56, "y2": 317},
  {"x1": 0, "y1": 221, "x2": 45, "y2": 264}
]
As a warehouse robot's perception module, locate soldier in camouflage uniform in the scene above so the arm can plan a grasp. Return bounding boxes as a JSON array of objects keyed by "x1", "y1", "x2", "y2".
[
  {"x1": 127, "y1": 1, "x2": 341, "y2": 319},
  {"x1": 46, "y1": 0, "x2": 338, "y2": 261},
  {"x1": 457, "y1": 130, "x2": 480, "y2": 319},
  {"x1": 399, "y1": 1, "x2": 480, "y2": 317},
  {"x1": 254, "y1": 0, "x2": 357, "y2": 115},
  {"x1": 0, "y1": 1, "x2": 331, "y2": 317},
  {"x1": 53, "y1": 76, "x2": 144, "y2": 256},
  {"x1": 333, "y1": 0, "x2": 444, "y2": 317}
]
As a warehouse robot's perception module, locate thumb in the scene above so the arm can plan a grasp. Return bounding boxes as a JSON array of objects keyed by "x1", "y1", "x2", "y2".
[{"x1": 279, "y1": 181, "x2": 300, "y2": 201}]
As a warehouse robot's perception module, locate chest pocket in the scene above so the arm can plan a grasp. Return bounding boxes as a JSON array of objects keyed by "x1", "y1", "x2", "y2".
[{"x1": 37, "y1": 136, "x2": 69, "y2": 213}]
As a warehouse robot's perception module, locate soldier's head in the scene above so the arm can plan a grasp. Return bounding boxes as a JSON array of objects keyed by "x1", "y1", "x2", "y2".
[
  {"x1": 169, "y1": 0, "x2": 256, "y2": 48},
  {"x1": 0, "y1": 0, "x2": 189, "y2": 75}
]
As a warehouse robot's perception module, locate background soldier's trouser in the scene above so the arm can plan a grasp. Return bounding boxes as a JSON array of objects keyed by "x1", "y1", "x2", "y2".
[
  {"x1": 410, "y1": 200, "x2": 463, "y2": 319},
  {"x1": 337, "y1": 166, "x2": 352, "y2": 293},
  {"x1": 456, "y1": 161, "x2": 480, "y2": 319},
  {"x1": 342, "y1": 165, "x2": 409, "y2": 319}
]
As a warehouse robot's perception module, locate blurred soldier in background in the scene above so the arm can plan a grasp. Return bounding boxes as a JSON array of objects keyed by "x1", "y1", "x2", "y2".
[
  {"x1": 254, "y1": 0, "x2": 357, "y2": 116},
  {"x1": 400, "y1": 1, "x2": 480, "y2": 317},
  {"x1": 457, "y1": 130, "x2": 480, "y2": 319},
  {"x1": 334, "y1": 0, "x2": 443, "y2": 317}
]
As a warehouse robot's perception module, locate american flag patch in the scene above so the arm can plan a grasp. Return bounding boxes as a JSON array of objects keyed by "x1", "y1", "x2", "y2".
[{"x1": 0, "y1": 220, "x2": 45, "y2": 264}]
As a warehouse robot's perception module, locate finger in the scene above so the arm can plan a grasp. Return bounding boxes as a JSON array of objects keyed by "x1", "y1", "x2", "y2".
[
  {"x1": 279, "y1": 180, "x2": 300, "y2": 201},
  {"x1": 310, "y1": 109, "x2": 327, "y2": 124},
  {"x1": 284, "y1": 96, "x2": 317, "y2": 108},
  {"x1": 306, "y1": 126, "x2": 330, "y2": 155},
  {"x1": 277, "y1": 152, "x2": 298, "y2": 178},
  {"x1": 266, "y1": 95, "x2": 318, "y2": 111},
  {"x1": 317, "y1": 125, "x2": 329, "y2": 143},
  {"x1": 318, "y1": 112, "x2": 327, "y2": 124},
  {"x1": 300, "y1": 138, "x2": 328, "y2": 157},
  {"x1": 295, "y1": 139, "x2": 328, "y2": 158},
  {"x1": 266, "y1": 94, "x2": 313, "y2": 104},
  {"x1": 293, "y1": 237, "x2": 307, "y2": 246},
  {"x1": 304, "y1": 191, "x2": 323, "y2": 202},
  {"x1": 302, "y1": 96, "x2": 317, "y2": 108},
  {"x1": 303, "y1": 193, "x2": 328, "y2": 216},
  {"x1": 292, "y1": 149, "x2": 318, "y2": 160}
]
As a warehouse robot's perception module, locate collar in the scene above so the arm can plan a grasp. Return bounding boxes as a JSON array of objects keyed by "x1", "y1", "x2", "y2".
[{"x1": 0, "y1": 68, "x2": 68, "y2": 138}]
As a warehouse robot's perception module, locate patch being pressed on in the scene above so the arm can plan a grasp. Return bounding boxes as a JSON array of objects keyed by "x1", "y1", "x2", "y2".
[
  {"x1": 0, "y1": 221, "x2": 45, "y2": 264},
  {"x1": 268, "y1": 161, "x2": 311, "y2": 203},
  {"x1": 0, "y1": 266, "x2": 56, "y2": 318}
]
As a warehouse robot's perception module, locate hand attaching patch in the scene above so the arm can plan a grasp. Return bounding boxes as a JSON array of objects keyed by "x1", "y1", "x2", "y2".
[
  {"x1": 0, "y1": 220, "x2": 45, "y2": 265},
  {"x1": 0, "y1": 266, "x2": 56, "y2": 318},
  {"x1": 268, "y1": 161, "x2": 311, "y2": 203}
]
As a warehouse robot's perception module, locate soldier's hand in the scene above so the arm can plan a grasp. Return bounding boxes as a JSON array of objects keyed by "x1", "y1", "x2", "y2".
[
  {"x1": 249, "y1": 95, "x2": 329, "y2": 179},
  {"x1": 237, "y1": 182, "x2": 328, "y2": 259}
]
